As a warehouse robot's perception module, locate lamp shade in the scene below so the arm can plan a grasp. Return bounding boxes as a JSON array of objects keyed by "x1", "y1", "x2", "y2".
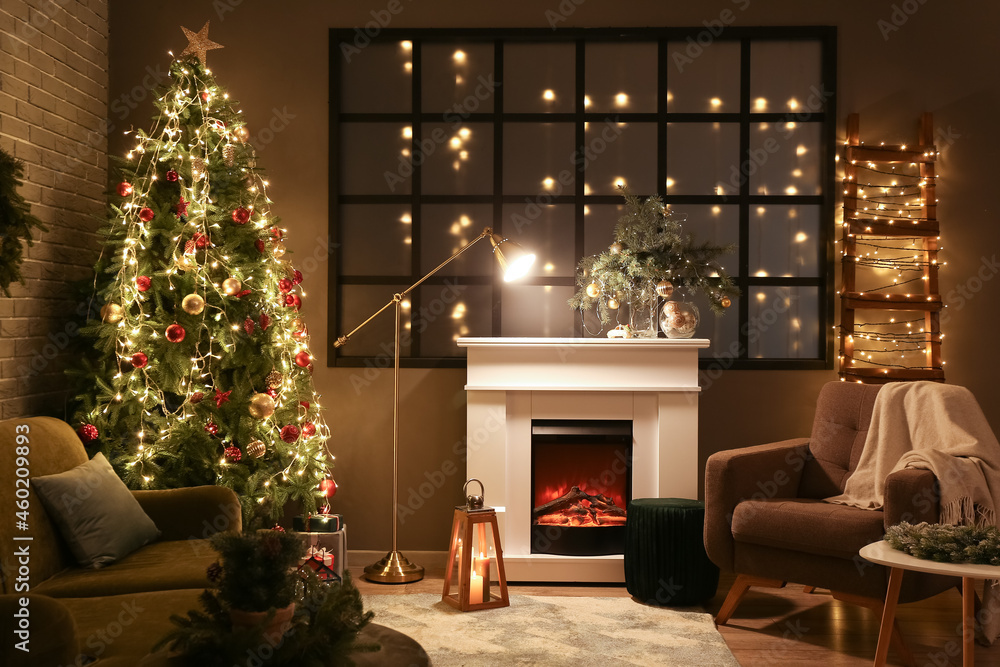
[{"x1": 489, "y1": 234, "x2": 536, "y2": 282}]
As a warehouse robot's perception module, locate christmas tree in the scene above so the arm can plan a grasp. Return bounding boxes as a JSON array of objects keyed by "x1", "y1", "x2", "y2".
[
  {"x1": 569, "y1": 186, "x2": 740, "y2": 331},
  {"x1": 71, "y1": 47, "x2": 331, "y2": 525}
]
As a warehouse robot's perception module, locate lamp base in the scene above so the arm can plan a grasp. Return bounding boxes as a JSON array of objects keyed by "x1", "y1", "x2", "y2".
[{"x1": 364, "y1": 550, "x2": 425, "y2": 584}]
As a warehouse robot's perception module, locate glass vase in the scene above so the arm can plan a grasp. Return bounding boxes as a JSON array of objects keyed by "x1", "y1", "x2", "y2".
[
  {"x1": 659, "y1": 299, "x2": 700, "y2": 339},
  {"x1": 628, "y1": 293, "x2": 660, "y2": 338}
]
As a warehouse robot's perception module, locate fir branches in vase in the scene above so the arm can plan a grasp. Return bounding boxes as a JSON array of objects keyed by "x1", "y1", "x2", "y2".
[{"x1": 569, "y1": 186, "x2": 739, "y2": 337}]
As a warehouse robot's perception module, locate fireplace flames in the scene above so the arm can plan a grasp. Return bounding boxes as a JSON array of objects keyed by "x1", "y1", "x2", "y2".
[{"x1": 532, "y1": 484, "x2": 627, "y2": 527}]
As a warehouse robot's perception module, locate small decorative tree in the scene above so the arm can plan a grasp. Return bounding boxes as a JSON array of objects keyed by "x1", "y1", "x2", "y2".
[{"x1": 569, "y1": 186, "x2": 739, "y2": 334}]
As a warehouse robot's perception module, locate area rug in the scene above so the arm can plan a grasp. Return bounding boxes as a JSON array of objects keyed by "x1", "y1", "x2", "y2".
[{"x1": 363, "y1": 594, "x2": 740, "y2": 666}]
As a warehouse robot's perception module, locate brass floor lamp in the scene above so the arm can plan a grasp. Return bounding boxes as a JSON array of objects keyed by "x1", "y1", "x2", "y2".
[{"x1": 334, "y1": 228, "x2": 535, "y2": 583}]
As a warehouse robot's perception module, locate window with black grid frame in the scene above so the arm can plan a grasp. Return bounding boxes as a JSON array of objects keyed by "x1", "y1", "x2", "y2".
[{"x1": 329, "y1": 27, "x2": 836, "y2": 370}]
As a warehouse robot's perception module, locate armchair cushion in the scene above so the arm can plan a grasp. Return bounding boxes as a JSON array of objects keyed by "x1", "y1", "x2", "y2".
[
  {"x1": 731, "y1": 498, "x2": 885, "y2": 560},
  {"x1": 30, "y1": 453, "x2": 160, "y2": 569}
]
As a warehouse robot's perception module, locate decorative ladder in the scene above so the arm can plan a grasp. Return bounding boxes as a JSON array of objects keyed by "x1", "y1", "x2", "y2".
[{"x1": 839, "y1": 113, "x2": 944, "y2": 383}]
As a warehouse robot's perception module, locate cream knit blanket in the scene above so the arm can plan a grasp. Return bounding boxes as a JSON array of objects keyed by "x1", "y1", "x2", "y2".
[{"x1": 826, "y1": 381, "x2": 1000, "y2": 643}]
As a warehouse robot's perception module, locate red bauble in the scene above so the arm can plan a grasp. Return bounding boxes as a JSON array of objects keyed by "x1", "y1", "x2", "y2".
[
  {"x1": 165, "y1": 169, "x2": 179, "y2": 183},
  {"x1": 138, "y1": 207, "x2": 155, "y2": 222},
  {"x1": 302, "y1": 422, "x2": 316, "y2": 437},
  {"x1": 201, "y1": 91, "x2": 209, "y2": 102},
  {"x1": 194, "y1": 232, "x2": 209, "y2": 249},
  {"x1": 284, "y1": 294, "x2": 301, "y2": 310},
  {"x1": 280, "y1": 425, "x2": 300, "y2": 443},
  {"x1": 190, "y1": 391, "x2": 204, "y2": 404},
  {"x1": 299, "y1": 401, "x2": 310, "y2": 409},
  {"x1": 319, "y1": 478, "x2": 337, "y2": 498},
  {"x1": 136, "y1": 275, "x2": 151, "y2": 291},
  {"x1": 224, "y1": 444, "x2": 242, "y2": 462},
  {"x1": 77, "y1": 423, "x2": 99, "y2": 443},
  {"x1": 278, "y1": 278, "x2": 293, "y2": 293},
  {"x1": 205, "y1": 421, "x2": 219, "y2": 435},
  {"x1": 259, "y1": 313, "x2": 271, "y2": 331},
  {"x1": 244, "y1": 317, "x2": 255, "y2": 335},
  {"x1": 184, "y1": 240, "x2": 196, "y2": 255},
  {"x1": 130, "y1": 352, "x2": 148, "y2": 368},
  {"x1": 255, "y1": 239, "x2": 266, "y2": 253},
  {"x1": 266, "y1": 387, "x2": 278, "y2": 399},
  {"x1": 292, "y1": 270, "x2": 303, "y2": 285},
  {"x1": 231, "y1": 207, "x2": 251, "y2": 225},
  {"x1": 117, "y1": 182, "x2": 133, "y2": 197},
  {"x1": 271, "y1": 227, "x2": 283, "y2": 239},
  {"x1": 294, "y1": 351, "x2": 311, "y2": 368},
  {"x1": 165, "y1": 323, "x2": 186, "y2": 343}
]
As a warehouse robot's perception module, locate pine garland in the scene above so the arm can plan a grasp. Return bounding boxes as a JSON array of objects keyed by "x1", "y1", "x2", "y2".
[
  {"x1": 884, "y1": 521, "x2": 1000, "y2": 565},
  {"x1": 0, "y1": 147, "x2": 47, "y2": 297},
  {"x1": 568, "y1": 186, "x2": 739, "y2": 326}
]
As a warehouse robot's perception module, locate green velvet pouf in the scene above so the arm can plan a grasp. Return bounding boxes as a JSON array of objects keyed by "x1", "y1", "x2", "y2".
[{"x1": 624, "y1": 498, "x2": 719, "y2": 606}]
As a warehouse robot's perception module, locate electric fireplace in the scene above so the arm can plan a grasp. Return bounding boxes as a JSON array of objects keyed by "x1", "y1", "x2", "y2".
[{"x1": 531, "y1": 420, "x2": 631, "y2": 556}]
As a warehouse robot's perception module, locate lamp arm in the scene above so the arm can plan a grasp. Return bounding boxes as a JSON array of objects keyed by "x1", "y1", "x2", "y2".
[{"x1": 333, "y1": 227, "x2": 494, "y2": 348}]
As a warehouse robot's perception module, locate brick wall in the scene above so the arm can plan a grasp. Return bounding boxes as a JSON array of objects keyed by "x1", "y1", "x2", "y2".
[{"x1": 0, "y1": 0, "x2": 108, "y2": 419}]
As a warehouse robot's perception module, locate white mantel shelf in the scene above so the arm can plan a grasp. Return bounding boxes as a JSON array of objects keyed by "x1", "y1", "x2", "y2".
[{"x1": 458, "y1": 336, "x2": 707, "y2": 583}]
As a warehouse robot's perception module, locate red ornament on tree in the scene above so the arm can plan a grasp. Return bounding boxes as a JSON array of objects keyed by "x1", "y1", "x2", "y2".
[
  {"x1": 165, "y1": 324, "x2": 186, "y2": 343},
  {"x1": 299, "y1": 401, "x2": 310, "y2": 409},
  {"x1": 131, "y1": 352, "x2": 148, "y2": 368},
  {"x1": 302, "y1": 421, "x2": 316, "y2": 437},
  {"x1": 280, "y1": 425, "x2": 300, "y2": 443},
  {"x1": 224, "y1": 444, "x2": 242, "y2": 462},
  {"x1": 319, "y1": 477, "x2": 337, "y2": 499},
  {"x1": 266, "y1": 387, "x2": 278, "y2": 399},
  {"x1": 174, "y1": 196, "x2": 189, "y2": 218},
  {"x1": 292, "y1": 270, "x2": 303, "y2": 285},
  {"x1": 165, "y1": 169, "x2": 179, "y2": 183},
  {"x1": 295, "y1": 351, "x2": 311, "y2": 368},
  {"x1": 213, "y1": 389, "x2": 232, "y2": 408},
  {"x1": 184, "y1": 240, "x2": 196, "y2": 255},
  {"x1": 190, "y1": 391, "x2": 204, "y2": 404},
  {"x1": 237, "y1": 289, "x2": 251, "y2": 298},
  {"x1": 139, "y1": 207, "x2": 155, "y2": 222},
  {"x1": 205, "y1": 421, "x2": 219, "y2": 436},
  {"x1": 201, "y1": 91, "x2": 209, "y2": 102},
  {"x1": 271, "y1": 227, "x2": 283, "y2": 239},
  {"x1": 117, "y1": 182, "x2": 133, "y2": 197},
  {"x1": 278, "y1": 278, "x2": 293, "y2": 293},
  {"x1": 231, "y1": 207, "x2": 251, "y2": 225},
  {"x1": 77, "y1": 423, "x2": 99, "y2": 444},
  {"x1": 136, "y1": 275, "x2": 151, "y2": 291},
  {"x1": 255, "y1": 239, "x2": 266, "y2": 253},
  {"x1": 243, "y1": 317, "x2": 255, "y2": 335},
  {"x1": 259, "y1": 312, "x2": 271, "y2": 331},
  {"x1": 284, "y1": 294, "x2": 302, "y2": 310},
  {"x1": 193, "y1": 232, "x2": 210, "y2": 249}
]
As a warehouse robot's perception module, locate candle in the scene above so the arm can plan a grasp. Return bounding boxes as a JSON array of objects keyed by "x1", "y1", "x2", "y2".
[
  {"x1": 469, "y1": 569, "x2": 484, "y2": 604},
  {"x1": 471, "y1": 553, "x2": 490, "y2": 604}
]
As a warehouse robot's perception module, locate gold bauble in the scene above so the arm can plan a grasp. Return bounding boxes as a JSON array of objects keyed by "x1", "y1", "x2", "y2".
[
  {"x1": 100, "y1": 303, "x2": 124, "y2": 323},
  {"x1": 176, "y1": 254, "x2": 195, "y2": 271},
  {"x1": 248, "y1": 393, "x2": 275, "y2": 419},
  {"x1": 234, "y1": 126, "x2": 250, "y2": 143},
  {"x1": 246, "y1": 440, "x2": 266, "y2": 458},
  {"x1": 609, "y1": 242, "x2": 622, "y2": 255},
  {"x1": 289, "y1": 318, "x2": 304, "y2": 332},
  {"x1": 181, "y1": 294, "x2": 205, "y2": 315},
  {"x1": 655, "y1": 280, "x2": 674, "y2": 298},
  {"x1": 265, "y1": 370, "x2": 283, "y2": 388},
  {"x1": 721, "y1": 296, "x2": 732, "y2": 308},
  {"x1": 271, "y1": 241, "x2": 286, "y2": 258},
  {"x1": 586, "y1": 282, "x2": 601, "y2": 298},
  {"x1": 222, "y1": 277, "x2": 242, "y2": 295},
  {"x1": 607, "y1": 297, "x2": 620, "y2": 309}
]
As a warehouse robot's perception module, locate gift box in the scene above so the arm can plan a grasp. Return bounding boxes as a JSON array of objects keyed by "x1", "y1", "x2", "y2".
[
  {"x1": 293, "y1": 513, "x2": 342, "y2": 533},
  {"x1": 293, "y1": 525, "x2": 347, "y2": 579}
]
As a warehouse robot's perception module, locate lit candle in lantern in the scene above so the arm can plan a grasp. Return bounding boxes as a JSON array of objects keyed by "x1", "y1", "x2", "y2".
[{"x1": 470, "y1": 552, "x2": 490, "y2": 604}]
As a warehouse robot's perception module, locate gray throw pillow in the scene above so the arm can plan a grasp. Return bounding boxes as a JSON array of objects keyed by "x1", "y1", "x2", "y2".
[{"x1": 31, "y1": 452, "x2": 161, "y2": 568}]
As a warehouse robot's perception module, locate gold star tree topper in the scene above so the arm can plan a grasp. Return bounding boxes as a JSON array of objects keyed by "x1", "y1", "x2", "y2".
[{"x1": 180, "y1": 21, "x2": 224, "y2": 66}]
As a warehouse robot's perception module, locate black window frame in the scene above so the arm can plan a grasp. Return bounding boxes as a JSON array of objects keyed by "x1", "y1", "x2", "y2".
[{"x1": 329, "y1": 26, "x2": 837, "y2": 370}]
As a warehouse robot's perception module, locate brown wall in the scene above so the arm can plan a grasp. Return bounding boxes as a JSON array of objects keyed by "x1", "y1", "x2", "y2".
[
  {"x1": 97, "y1": 0, "x2": 1000, "y2": 552},
  {"x1": 0, "y1": 0, "x2": 108, "y2": 419}
]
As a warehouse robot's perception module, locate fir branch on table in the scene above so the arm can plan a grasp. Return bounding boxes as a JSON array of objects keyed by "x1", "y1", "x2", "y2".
[
  {"x1": 0, "y1": 147, "x2": 48, "y2": 297},
  {"x1": 568, "y1": 185, "x2": 739, "y2": 325},
  {"x1": 884, "y1": 521, "x2": 1000, "y2": 565}
]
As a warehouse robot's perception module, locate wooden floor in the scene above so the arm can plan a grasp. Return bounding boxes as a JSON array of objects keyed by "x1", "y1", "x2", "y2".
[{"x1": 355, "y1": 566, "x2": 1000, "y2": 666}]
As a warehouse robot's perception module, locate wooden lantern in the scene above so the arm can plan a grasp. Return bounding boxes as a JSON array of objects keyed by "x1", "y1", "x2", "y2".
[{"x1": 442, "y1": 505, "x2": 509, "y2": 611}]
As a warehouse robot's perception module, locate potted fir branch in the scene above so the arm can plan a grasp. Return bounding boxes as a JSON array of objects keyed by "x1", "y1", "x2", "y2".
[
  {"x1": 209, "y1": 529, "x2": 304, "y2": 639},
  {"x1": 0, "y1": 147, "x2": 47, "y2": 297}
]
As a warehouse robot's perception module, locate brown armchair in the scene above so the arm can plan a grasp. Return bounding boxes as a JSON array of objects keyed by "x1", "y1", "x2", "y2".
[{"x1": 704, "y1": 381, "x2": 957, "y2": 659}]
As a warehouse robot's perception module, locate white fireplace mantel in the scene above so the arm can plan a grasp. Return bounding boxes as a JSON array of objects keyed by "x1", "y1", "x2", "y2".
[{"x1": 458, "y1": 337, "x2": 708, "y2": 583}]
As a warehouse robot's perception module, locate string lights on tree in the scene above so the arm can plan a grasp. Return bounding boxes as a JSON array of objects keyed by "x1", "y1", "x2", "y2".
[{"x1": 71, "y1": 29, "x2": 332, "y2": 525}]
